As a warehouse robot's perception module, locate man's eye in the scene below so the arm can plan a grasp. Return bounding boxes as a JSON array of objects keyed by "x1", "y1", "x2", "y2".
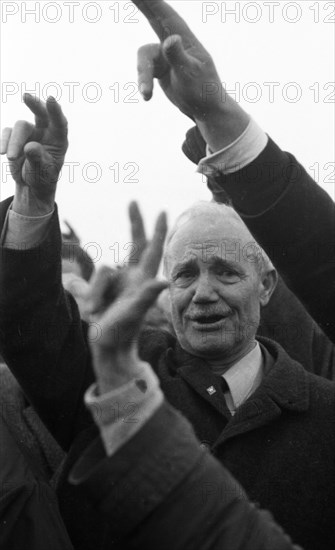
[
  {"x1": 216, "y1": 268, "x2": 240, "y2": 281},
  {"x1": 177, "y1": 270, "x2": 193, "y2": 279}
]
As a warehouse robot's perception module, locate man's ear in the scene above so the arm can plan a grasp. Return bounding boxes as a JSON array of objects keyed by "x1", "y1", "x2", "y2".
[{"x1": 259, "y1": 268, "x2": 278, "y2": 307}]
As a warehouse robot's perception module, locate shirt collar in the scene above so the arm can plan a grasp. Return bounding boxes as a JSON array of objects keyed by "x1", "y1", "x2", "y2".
[{"x1": 222, "y1": 343, "x2": 263, "y2": 415}]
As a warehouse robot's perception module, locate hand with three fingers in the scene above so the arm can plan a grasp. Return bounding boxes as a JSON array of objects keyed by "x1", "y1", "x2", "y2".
[
  {"x1": 0, "y1": 93, "x2": 68, "y2": 216},
  {"x1": 85, "y1": 205, "x2": 168, "y2": 395}
]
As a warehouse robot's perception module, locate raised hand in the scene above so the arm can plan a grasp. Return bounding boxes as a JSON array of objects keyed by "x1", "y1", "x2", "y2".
[
  {"x1": 0, "y1": 93, "x2": 68, "y2": 215},
  {"x1": 134, "y1": 0, "x2": 221, "y2": 121},
  {"x1": 133, "y1": 0, "x2": 249, "y2": 149},
  {"x1": 85, "y1": 209, "x2": 167, "y2": 393}
]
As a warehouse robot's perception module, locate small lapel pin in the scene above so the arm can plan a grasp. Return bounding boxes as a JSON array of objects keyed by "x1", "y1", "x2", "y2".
[{"x1": 206, "y1": 385, "x2": 217, "y2": 396}]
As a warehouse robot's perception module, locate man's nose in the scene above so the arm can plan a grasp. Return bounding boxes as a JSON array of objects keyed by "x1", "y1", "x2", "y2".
[{"x1": 192, "y1": 273, "x2": 218, "y2": 303}]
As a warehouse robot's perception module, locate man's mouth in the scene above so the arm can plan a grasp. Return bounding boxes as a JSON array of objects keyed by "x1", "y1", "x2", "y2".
[{"x1": 189, "y1": 313, "x2": 230, "y2": 330}]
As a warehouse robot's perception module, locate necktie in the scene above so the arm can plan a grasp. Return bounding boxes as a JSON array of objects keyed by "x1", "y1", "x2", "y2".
[{"x1": 214, "y1": 376, "x2": 232, "y2": 420}]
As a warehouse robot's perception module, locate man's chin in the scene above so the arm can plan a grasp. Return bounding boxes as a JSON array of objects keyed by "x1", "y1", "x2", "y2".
[{"x1": 182, "y1": 333, "x2": 236, "y2": 359}]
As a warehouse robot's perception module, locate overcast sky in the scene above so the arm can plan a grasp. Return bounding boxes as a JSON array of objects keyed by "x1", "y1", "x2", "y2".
[{"x1": 1, "y1": 0, "x2": 334, "y2": 267}]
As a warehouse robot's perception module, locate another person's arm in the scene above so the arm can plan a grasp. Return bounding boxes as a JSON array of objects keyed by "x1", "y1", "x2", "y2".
[
  {"x1": 132, "y1": 0, "x2": 335, "y2": 343},
  {"x1": 71, "y1": 402, "x2": 300, "y2": 550},
  {"x1": 0, "y1": 95, "x2": 94, "y2": 450}
]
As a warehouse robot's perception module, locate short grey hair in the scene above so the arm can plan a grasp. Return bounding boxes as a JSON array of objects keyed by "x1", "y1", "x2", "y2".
[{"x1": 163, "y1": 201, "x2": 274, "y2": 278}]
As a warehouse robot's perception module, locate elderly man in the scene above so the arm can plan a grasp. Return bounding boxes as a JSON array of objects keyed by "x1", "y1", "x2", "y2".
[{"x1": 163, "y1": 202, "x2": 277, "y2": 371}]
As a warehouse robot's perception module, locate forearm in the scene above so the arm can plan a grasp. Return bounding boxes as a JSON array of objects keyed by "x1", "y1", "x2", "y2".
[
  {"x1": 85, "y1": 360, "x2": 164, "y2": 456},
  {"x1": 0, "y1": 197, "x2": 94, "y2": 450},
  {"x1": 70, "y1": 401, "x2": 299, "y2": 550},
  {"x1": 195, "y1": 97, "x2": 250, "y2": 152},
  {"x1": 12, "y1": 184, "x2": 55, "y2": 217}
]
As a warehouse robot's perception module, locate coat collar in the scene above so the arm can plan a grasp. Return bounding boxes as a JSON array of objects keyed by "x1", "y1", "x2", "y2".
[
  {"x1": 165, "y1": 336, "x2": 310, "y2": 444},
  {"x1": 216, "y1": 337, "x2": 310, "y2": 445},
  {"x1": 257, "y1": 336, "x2": 310, "y2": 412}
]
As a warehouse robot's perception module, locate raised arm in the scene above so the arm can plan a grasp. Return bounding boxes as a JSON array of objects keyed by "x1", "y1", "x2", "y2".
[
  {"x1": 133, "y1": 0, "x2": 335, "y2": 344},
  {"x1": 0, "y1": 95, "x2": 94, "y2": 450}
]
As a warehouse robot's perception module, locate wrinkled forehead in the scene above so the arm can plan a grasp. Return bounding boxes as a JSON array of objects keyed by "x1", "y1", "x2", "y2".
[{"x1": 164, "y1": 212, "x2": 260, "y2": 271}]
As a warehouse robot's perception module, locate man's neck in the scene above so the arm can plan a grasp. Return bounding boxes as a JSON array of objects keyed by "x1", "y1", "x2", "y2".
[{"x1": 206, "y1": 340, "x2": 258, "y2": 376}]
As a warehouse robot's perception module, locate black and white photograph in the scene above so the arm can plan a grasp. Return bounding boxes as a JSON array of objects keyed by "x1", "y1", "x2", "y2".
[{"x1": 0, "y1": 1, "x2": 334, "y2": 549}]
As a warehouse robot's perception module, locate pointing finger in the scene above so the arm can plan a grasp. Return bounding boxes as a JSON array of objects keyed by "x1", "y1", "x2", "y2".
[
  {"x1": 163, "y1": 34, "x2": 195, "y2": 67},
  {"x1": 132, "y1": 0, "x2": 201, "y2": 48}
]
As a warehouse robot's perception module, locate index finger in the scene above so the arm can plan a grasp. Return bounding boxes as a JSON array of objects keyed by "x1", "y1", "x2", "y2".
[
  {"x1": 24, "y1": 93, "x2": 68, "y2": 139},
  {"x1": 23, "y1": 93, "x2": 49, "y2": 128},
  {"x1": 132, "y1": 0, "x2": 201, "y2": 47},
  {"x1": 46, "y1": 97, "x2": 68, "y2": 139},
  {"x1": 140, "y1": 211, "x2": 167, "y2": 278},
  {"x1": 129, "y1": 201, "x2": 147, "y2": 262}
]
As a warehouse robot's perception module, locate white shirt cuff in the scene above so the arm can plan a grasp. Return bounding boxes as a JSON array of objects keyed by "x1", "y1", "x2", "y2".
[
  {"x1": 85, "y1": 364, "x2": 164, "y2": 456},
  {"x1": 197, "y1": 118, "x2": 268, "y2": 177},
  {"x1": 3, "y1": 204, "x2": 54, "y2": 249}
]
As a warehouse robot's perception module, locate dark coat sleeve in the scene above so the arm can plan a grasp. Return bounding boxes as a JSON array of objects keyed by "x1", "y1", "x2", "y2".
[
  {"x1": 0, "y1": 415, "x2": 73, "y2": 550},
  {"x1": 183, "y1": 127, "x2": 335, "y2": 345},
  {"x1": 0, "y1": 197, "x2": 94, "y2": 451},
  {"x1": 70, "y1": 402, "x2": 301, "y2": 550},
  {"x1": 259, "y1": 277, "x2": 335, "y2": 379}
]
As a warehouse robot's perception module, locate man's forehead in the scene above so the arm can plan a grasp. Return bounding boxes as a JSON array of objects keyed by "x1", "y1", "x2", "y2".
[
  {"x1": 164, "y1": 206, "x2": 263, "y2": 272},
  {"x1": 170, "y1": 238, "x2": 245, "y2": 255},
  {"x1": 169, "y1": 239, "x2": 251, "y2": 266},
  {"x1": 170, "y1": 210, "x2": 250, "y2": 243}
]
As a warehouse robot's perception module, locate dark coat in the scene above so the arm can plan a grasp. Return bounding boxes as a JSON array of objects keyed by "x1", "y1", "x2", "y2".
[
  {"x1": 140, "y1": 331, "x2": 335, "y2": 550},
  {"x1": 0, "y1": 413, "x2": 73, "y2": 550}
]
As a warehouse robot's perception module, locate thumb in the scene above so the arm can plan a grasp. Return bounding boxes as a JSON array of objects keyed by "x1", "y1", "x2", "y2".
[
  {"x1": 24, "y1": 141, "x2": 46, "y2": 163},
  {"x1": 24, "y1": 142, "x2": 58, "y2": 184},
  {"x1": 132, "y1": 280, "x2": 169, "y2": 321},
  {"x1": 162, "y1": 34, "x2": 192, "y2": 68}
]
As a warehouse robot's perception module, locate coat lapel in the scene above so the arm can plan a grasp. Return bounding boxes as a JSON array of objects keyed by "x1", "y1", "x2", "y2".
[
  {"x1": 213, "y1": 338, "x2": 310, "y2": 447},
  {"x1": 178, "y1": 362, "x2": 232, "y2": 419},
  {"x1": 171, "y1": 345, "x2": 232, "y2": 420}
]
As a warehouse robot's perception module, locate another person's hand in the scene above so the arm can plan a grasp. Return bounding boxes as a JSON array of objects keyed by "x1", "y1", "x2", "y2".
[
  {"x1": 133, "y1": 0, "x2": 249, "y2": 149},
  {"x1": 0, "y1": 93, "x2": 68, "y2": 216},
  {"x1": 85, "y1": 208, "x2": 167, "y2": 394}
]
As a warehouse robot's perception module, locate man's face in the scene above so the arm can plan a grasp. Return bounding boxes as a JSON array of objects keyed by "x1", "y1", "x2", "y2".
[{"x1": 166, "y1": 213, "x2": 267, "y2": 361}]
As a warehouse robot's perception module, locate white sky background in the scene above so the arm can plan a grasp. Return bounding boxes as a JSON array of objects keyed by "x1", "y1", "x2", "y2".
[{"x1": 1, "y1": 0, "x2": 334, "y2": 267}]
